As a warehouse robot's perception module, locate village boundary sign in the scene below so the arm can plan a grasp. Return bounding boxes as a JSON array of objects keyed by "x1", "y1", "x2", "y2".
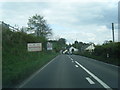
[{"x1": 27, "y1": 43, "x2": 42, "y2": 52}]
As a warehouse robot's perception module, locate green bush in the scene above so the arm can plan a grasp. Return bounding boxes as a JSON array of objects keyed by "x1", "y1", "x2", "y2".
[{"x1": 80, "y1": 42, "x2": 120, "y2": 66}]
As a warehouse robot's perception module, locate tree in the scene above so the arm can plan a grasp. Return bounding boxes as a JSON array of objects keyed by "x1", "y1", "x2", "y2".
[
  {"x1": 58, "y1": 38, "x2": 66, "y2": 45},
  {"x1": 74, "y1": 40, "x2": 78, "y2": 44},
  {"x1": 73, "y1": 40, "x2": 79, "y2": 48},
  {"x1": 27, "y1": 14, "x2": 52, "y2": 38},
  {"x1": 20, "y1": 26, "x2": 28, "y2": 33}
]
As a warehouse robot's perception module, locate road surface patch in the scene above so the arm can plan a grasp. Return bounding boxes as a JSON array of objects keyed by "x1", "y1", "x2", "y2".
[
  {"x1": 18, "y1": 55, "x2": 60, "y2": 88},
  {"x1": 86, "y1": 77, "x2": 95, "y2": 84}
]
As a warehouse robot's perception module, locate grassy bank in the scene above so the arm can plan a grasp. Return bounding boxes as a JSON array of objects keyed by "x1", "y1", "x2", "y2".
[{"x1": 2, "y1": 28, "x2": 58, "y2": 88}]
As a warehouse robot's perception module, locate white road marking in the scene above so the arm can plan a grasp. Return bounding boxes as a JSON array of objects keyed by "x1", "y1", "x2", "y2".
[
  {"x1": 75, "y1": 61, "x2": 112, "y2": 90},
  {"x1": 68, "y1": 56, "x2": 71, "y2": 59},
  {"x1": 86, "y1": 77, "x2": 95, "y2": 84},
  {"x1": 67, "y1": 56, "x2": 74, "y2": 62},
  {"x1": 75, "y1": 65, "x2": 79, "y2": 67},
  {"x1": 67, "y1": 55, "x2": 73, "y2": 61},
  {"x1": 18, "y1": 55, "x2": 60, "y2": 88}
]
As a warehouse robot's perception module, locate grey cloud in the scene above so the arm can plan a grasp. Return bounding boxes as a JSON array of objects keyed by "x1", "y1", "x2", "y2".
[{"x1": 45, "y1": 2, "x2": 117, "y2": 31}]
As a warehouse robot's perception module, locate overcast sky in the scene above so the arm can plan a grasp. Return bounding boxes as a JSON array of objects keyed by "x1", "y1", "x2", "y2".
[{"x1": 0, "y1": 0, "x2": 119, "y2": 44}]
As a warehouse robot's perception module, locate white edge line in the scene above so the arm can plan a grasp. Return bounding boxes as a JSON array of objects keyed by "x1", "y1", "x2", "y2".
[
  {"x1": 75, "y1": 61, "x2": 113, "y2": 90},
  {"x1": 86, "y1": 77, "x2": 95, "y2": 84},
  {"x1": 18, "y1": 55, "x2": 59, "y2": 88}
]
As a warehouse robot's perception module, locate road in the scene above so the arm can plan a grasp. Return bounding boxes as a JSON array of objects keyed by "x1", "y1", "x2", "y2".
[{"x1": 18, "y1": 55, "x2": 119, "y2": 89}]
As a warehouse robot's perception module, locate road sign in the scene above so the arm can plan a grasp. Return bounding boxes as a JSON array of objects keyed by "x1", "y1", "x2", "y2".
[
  {"x1": 27, "y1": 43, "x2": 42, "y2": 52},
  {"x1": 47, "y1": 42, "x2": 53, "y2": 50}
]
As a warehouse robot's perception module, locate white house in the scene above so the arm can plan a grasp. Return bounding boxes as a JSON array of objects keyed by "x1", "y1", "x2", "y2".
[
  {"x1": 85, "y1": 44, "x2": 95, "y2": 52},
  {"x1": 69, "y1": 46, "x2": 78, "y2": 53}
]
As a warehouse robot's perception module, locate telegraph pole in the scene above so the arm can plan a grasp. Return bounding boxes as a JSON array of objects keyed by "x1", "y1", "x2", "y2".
[{"x1": 112, "y1": 23, "x2": 115, "y2": 42}]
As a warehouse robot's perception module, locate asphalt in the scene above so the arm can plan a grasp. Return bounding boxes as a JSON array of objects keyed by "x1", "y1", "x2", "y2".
[{"x1": 18, "y1": 54, "x2": 120, "y2": 89}]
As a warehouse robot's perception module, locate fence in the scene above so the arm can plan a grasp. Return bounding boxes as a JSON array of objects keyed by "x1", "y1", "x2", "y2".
[{"x1": 0, "y1": 21, "x2": 20, "y2": 32}]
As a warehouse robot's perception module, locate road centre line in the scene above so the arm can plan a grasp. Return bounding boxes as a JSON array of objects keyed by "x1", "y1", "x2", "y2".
[
  {"x1": 18, "y1": 55, "x2": 60, "y2": 88},
  {"x1": 86, "y1": 77, "x2": 95, "y2": 84},
  {"x1": 75, "y1": 61, "x2": 112, "y2": 90},
  {"x1": 67, "y1": 55, "x2": 71, "y2": 58},
  {"x1": 75, "y1": 65, "x2": 79, "y2": 67},
  {"x1": 67, "y1": 55, "x2": 73, "y2": 61}
]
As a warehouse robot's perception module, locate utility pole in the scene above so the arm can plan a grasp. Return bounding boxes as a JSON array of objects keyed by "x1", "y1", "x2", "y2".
[{"x1": 112, "y1": 23, "x2": 115, "y2": 42}]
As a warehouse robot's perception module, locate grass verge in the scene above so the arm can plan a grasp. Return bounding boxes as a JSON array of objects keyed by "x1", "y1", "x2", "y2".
[{"x1": 80, "y1": 53, "x2": 119, "y2": 66}]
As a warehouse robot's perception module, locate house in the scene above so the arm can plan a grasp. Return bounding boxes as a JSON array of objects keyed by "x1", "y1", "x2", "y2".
[
  {"x1": 85, "y1": 44, "x2": 95, "y2": 52},
  {"x1": 69, "y1": 46, "x2": 78, "y2": 54}
]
